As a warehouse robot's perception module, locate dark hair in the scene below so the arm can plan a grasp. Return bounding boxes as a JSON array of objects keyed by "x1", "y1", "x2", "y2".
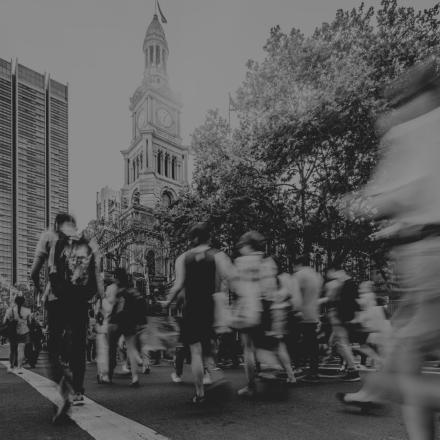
[
  {"x1": 188, "y1": 222, "x2": 210, "y2": 247},
  {"x1": 54, "y1": 213, "x2": 76, "y2": 232},
  {"x1": 14, "y1": 295, "x2": 25, "y2": 319},
  {"x1": 237, "y1": 231, "x2": 266, "y2": 252},
  {"x1": 112, "y1": 268, "x2": 129, "y2": 288},
  {"x1": 294, "y1": 254, "x2": 309, "y2": 267}
]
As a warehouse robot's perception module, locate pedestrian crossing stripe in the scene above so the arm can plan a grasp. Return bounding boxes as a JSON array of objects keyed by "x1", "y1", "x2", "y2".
[{"x1": 0, "y1": 361, "x2": 170, "y2": 440}]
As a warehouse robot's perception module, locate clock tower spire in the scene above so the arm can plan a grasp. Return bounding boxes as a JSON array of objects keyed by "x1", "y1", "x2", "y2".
[
  {"x1": 143, "y1": 13, "x2": 169, "y2": 87},
  {"x1": 122, "y1": 6, "x2": 188, "y2": 213}
]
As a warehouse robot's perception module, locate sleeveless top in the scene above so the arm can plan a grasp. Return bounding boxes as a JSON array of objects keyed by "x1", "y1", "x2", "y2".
[
  {"x1": 183, "y1": 248, "x2": 218, "y2": 321},
  {"x1": 11, "y1": 306, "x2": 31, "y2": 335}
]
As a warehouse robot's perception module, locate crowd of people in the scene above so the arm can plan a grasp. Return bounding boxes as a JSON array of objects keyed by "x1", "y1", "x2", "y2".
[
  {"x1": 1, "y1": 214, "x2": 391, "y2": 420},
  {"x1": 1, "y1": 55, "x2": 440, "y2": 440}
]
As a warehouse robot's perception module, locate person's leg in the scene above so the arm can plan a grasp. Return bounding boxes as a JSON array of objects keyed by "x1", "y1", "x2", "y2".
[
  {"x1": 334, "y1": 325, "x2": 356, "y2": 370},
  {"x1": 107, "y1": 324, "x2": 120, "y2": 381},
  {"x1": 175, "y1": 346, "x2": 186, "y2": 377},
  {"x1": 302, "y1": 322, "x2": 320, "y2": 375},
  {"x1": 190, "y1": 342, "x2": 205, "y2": 398},
  {"x1": 276, "y1": 341, "x2": 296, "y2": 382},
  {"x1": 69, "y1": 304, "x2": 88, "y2": 395},
  {"x1": 125, "y1": 334, "x2": 142, "y2": 385},
  {"x1": 9, "y1": 340, "x2": 18, "y2": 369},
  {"x1": 46, "y1": 300, "x2": 66, "y2": 384},
  {"x1": 240, "y1": 332, "x2": 257, "y2": 390},
  {"x1": 17, "y1": 342, "x2": 25, "y2": 369}
]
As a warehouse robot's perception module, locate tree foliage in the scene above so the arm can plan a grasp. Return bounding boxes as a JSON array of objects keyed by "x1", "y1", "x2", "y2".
[{"x1": 156, "y1": 0, "x2": 440, "y2": 276}]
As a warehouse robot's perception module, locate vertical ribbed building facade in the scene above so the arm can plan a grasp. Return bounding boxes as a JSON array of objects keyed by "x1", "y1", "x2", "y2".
[{"x1": 0, "y1": 59, "x2": 68, "y2": 285}]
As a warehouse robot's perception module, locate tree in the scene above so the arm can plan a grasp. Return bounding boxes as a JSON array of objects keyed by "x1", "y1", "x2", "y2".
[
  {"x1": 157, "y1": 1, "x2": 440, "y2": 281},
  {"x1": 234, "y1": 0, "x2": 440, "y2": 270}
]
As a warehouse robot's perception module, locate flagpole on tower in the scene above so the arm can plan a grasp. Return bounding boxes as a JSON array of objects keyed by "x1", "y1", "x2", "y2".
[{"x1": 154, "y1": 0, "x2": 158, "y2": 15}]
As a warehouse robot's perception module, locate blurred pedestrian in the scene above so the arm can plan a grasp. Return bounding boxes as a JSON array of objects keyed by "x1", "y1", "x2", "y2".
[
  {"x1": 338, "y1": 57, "x2": 440, "y2": 440},
  {"x1": 167, "y1": 222, "x2": 233, "y2": 404},
  {"x1": 3, "y1": 293, "x2": 32, "y2": 374}
]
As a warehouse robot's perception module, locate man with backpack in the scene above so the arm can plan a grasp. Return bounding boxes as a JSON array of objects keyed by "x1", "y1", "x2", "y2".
[{"x1": 32, "y1": 213, "x2": 103, "y2": 422}]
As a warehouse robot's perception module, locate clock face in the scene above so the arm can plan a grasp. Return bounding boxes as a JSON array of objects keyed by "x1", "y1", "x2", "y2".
[
  {"x1": 157, "y1": 108, "x2": 173, "y2": 129},
  {"x1": 137, "y1": 110, "x2": 148, "y2": 130}
]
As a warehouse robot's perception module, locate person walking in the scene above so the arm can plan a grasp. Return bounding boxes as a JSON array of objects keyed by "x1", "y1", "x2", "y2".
[
  {"x1": 167, "y1": 222, "x2": 232, "y2": 404},
  {"x1": 293, "y1": 255, "x2": 324, "y2": 382},
  {"x1": 338, "y1": 58, "x2": 440, "y2": 440},
  {"x1": 325, "y1": 264, "x2": 361, "y2": 382},
  {"x1": 232, "y1": 231, "x2": 296, "y2": 397},
  {"x1": 3, "y1": 294, "x2": 32, "y2": 374},
  {"x1": 45, "y1": 216, "x2": 102, "y2": 422},
  {"x1": 108, "y1": 268, "x2": 147, "y2": 387}
]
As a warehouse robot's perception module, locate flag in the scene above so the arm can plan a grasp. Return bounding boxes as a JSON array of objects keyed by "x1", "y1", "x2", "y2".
[{"x1": 157, "y1": 0, "x2": 167, "y2": 24}]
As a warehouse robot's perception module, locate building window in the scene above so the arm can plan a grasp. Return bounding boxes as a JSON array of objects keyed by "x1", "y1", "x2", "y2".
[
  {"x1": 171, "y1": 156, "x2": 176, "y2": 180},
  {"x1": 132, "y1": 190, "x2": 140, "y2": 206},
  {"x1": 146, "y1": 250, "x2": 155, "y2": 276},
  {"x1": 161, "y1": 191, "x2": 172, "y2": 208},
  {"x1": 150, "y1": 46, "x2": 154, "y2": 64},
  {"x1": 157, "y1": 151, "x2": 162, "y2": 174},
  {"x1": 156, "y1": 45, "x2": 160, "y2": 65},
  {"x1": 164, "y1": 154, "x2": 169, "y2": 177}
]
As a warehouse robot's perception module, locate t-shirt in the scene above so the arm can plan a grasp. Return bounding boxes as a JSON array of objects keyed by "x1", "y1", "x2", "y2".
[{"x1": 294, "y1": 267, "x2": 323, "y2": 323}]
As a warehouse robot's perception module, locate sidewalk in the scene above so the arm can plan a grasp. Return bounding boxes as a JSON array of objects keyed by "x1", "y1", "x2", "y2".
[
  {"x1": 0, "y1": 343, "x2": 9, "y2": 361},
  {"x1": 0, "y1": 364, "x2": 93, "y2": 440}
]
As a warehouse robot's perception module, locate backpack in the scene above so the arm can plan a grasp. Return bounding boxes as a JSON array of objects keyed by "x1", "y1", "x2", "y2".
[
  {"x1": 49, "y1": 233, "x2": 97, "y2": 301},
  {"x1": 337, "y1": 278, "x2": 360, "y2": 323}
]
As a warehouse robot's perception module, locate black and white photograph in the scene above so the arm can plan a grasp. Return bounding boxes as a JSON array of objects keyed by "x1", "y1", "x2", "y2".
[{"x1": 1, "y1": 0, "x2": 440, "y2": 439}]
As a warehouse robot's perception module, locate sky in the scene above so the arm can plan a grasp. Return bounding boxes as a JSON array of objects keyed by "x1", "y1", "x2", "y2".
[{"x1": 0, "y1": 0, "x2": 435, "y2": 228}]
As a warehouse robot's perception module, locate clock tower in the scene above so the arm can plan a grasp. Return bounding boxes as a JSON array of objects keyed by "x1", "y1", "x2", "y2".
[{"x1": 121, "y1": 13, "x2": 188, "y2": 212}]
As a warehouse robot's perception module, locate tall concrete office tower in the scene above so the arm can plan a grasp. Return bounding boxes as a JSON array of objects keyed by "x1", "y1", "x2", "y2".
[{"x1": 0, "y1": 59, "x2": 68, "y2": 285}]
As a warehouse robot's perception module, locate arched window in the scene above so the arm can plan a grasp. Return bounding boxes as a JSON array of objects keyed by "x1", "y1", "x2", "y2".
[
  {"x1": 164, "y1": 154, "x2": 169, "y2": 177},
  {"x1": 146, "y1": 250, "x2": 155, "y2": 276},
  {"x1": 162, "y1": 49, "x2": 166, "y2": 69},
  {"x1": 132, "y1": 161, "x2": 136, "y2": 181},
  {"x1": 140, "y1": 152, "x2": 143, "y2": 170},
  {"x1": 156, "y1": 45, "x2": 160, "y2": 65},
  {"x1": 161, "y1": 191, "x2": 172, "y2": 208},
  {"x1": 149, "y1": 46, "x2": 154, "y2": 64},
  {"x1": 171, "y1": 156, "x2": 176, "y2": 180},
  {"x1": 157, "y1": 151, "x2": 162, "y2": 174},
  {"x1": 132, "y1": 190, "x2": 140, "y2": 206}
]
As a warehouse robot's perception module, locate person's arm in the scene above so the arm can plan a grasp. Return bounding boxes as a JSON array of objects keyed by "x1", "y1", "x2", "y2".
[
  {"x1": 289, "y1": 275, "x2": 302, "y2": 310},
  {"x1": 3, "y1": 309, "x2": 10, "y2": 324},
  {"x1": 30, "y1": 231, "x2": 51, "y2": 292},
  {"x1": 214, "y1": 251, "x2": 235, "y2": 292},
  {"x1": 166, "y1": 253, "x2": 185, "y2": 305}
]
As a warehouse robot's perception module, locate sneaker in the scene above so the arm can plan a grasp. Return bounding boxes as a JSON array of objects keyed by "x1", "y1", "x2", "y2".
[
  {"x1": 341, "y1": 369, "x2": 361, "y2": 382},
  {"x1": 52, "y1": 396, "x2": 71, "y2": 424},
  {"x1": 130, "y1": 380, "x2": 140, "y2": 388},
  {"x1": 171, "y1": 372, "x2": 183, "y2": 383},
  {"x1": 16, "y1": 368, "x2": 24, "y2": 374},
  {"x1": 121, "y1": 364, "x2": 131, "y2": 374},
  {"x1": 237, "y1": 385, "x2": 256, "y2": 398},
  {"x1": 72, "y1": 393, "x2": 85, "y2": 406},
  {"x1": 191, "y1": 394, "x2": 206, "y2": 405},
  {"x1": 302, "y1": 374, "x2": 320, "y2": 383},
  {"x1": 203, "y1": 373, "x2": 212, "y2": 385},
  {"x1": 6, "y1": 366, "x2": 13, "y2": 374},
  {"x1": 52, "y1": 378, "x2": 73, "y2": 424}
]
